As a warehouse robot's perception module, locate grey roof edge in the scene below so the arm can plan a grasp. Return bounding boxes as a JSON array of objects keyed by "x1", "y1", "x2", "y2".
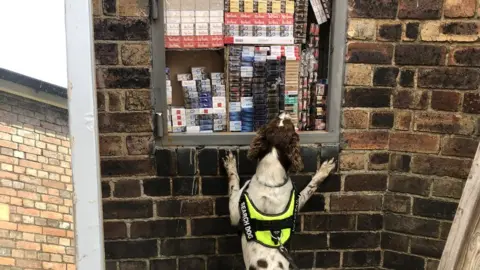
[{"x1": 0, "y1": 67, "x2": 67, "y2": 99}]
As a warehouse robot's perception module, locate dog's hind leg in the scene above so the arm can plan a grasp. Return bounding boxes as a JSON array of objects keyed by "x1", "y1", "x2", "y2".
[
  {"x1": 223, "y1": 150, "x2": 241, "y2": 226},
  {"x1": 298, "y1": 158, "x2": 336, "y2": 210}
]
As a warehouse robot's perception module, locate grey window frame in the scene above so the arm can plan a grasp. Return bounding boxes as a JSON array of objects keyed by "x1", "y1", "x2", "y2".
[{"x1": 151, "y1": 0, "x2": 347, "y2": 146}]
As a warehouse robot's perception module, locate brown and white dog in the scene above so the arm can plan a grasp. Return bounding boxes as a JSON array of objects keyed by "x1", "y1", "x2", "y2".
[{"x1": 223, "y1": 112, "x2": 336, "y2": 270}]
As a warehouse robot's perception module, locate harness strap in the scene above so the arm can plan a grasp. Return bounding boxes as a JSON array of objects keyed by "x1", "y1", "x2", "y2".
[{"x1": 249, "y1": 217, "x2": 294, "y2": 232}]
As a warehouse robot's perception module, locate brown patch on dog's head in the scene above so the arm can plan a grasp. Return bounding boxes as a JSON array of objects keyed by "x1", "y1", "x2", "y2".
[{"x1": 247, "y1": 112, "x2": 303, "y2": 172}]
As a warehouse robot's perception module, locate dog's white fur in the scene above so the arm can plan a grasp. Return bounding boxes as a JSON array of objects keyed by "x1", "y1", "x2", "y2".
[{"x1": 223, "y1": 113, "x2": 336, "y2": 270}]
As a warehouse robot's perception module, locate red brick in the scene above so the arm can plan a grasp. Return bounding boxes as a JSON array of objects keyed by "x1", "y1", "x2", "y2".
[
  {"x1": 463, "y1": 93, "x2": 480, "y2": 114},
  {"x1": 17, "y1": 207, "x2": 40, "y2": 217},
  {"x1": 431, "y1": 91, "x2": 461, "y2": 112},
  {"x1": 346, "y1": 42, "x2": 394, "y2": 64},
  {"x1": 42, "y1": 244, "x2": 66, "y2": 254},
  {"x1": 18, "y1": 224, "x2": 42, "y2": 234},
  {"x1": 16, "y1": 241, "x2": 41, "y2": 251},
  {"x1": 0, "y1": 139, "x2": 17, "y2": 149},
  {"x1": 42, "y1": 194, "x2": 64, "y2": 205},
  {"x1": 412, "y1": 155, "x2": 472, "y2": 179},
  {"x1": 394, "y1": 111, "x2": 412, "y2": 131},
  {"x1": 389, "y1": 133, "x2": 440, "y2": 153},
  {"x1": 0, "y1": 221, "x2": 17, "y2": 230},
  {"x1": 0, "y1": 257, "x2": 15, "y2": 266},
  {"x1": 43, "y1": 262, "x2": 68, "y2": 270},
  {"x1": 0, "y1": 187, "x2": 17, "y2": 196},
  {"x1": 41, "y1": 211, "x2": 63, "y2": 220},
  {"x1": 0, "y1": 171, "x2": 18, "y2": 180},
  {"x1": 42, "y1": 179, "x2": 66, "y2": 190},
  {"x1": 414, "y1": 112, "x2": 475, "y2": 135},
  {"x1": 99, "y1": 136, "x2": 124, "y2": 156},
  {"x1": 17, "y1": 191, "x2": 39, "y2": 200},
  {"x1": 16, "y1": 259, "x2": 42, "y2": 269},
  {"x1": 42, "y1": 164, "x2": 65, "y2": 174},
  {"x1": 444, "y1": 0, "x2": 476, "y2": 17},
  {"x1": 343, "y1": 110, "x2": 369, "y2": 129},
  {"x1": 344, "y1": 131, "x2": 389, "y2": 150},
  {"x1": 43, "y1": 228, "x2": 67, "y2": 237},
  {"x1": 18, "y1": 144, "x2": 41, "y2": 155},
  {"x1": 442, "y1": 137, "x2": 479, "y2": 158},
  {"x1": 19, "y1": 159, "x2": 42, "y2": 170}
]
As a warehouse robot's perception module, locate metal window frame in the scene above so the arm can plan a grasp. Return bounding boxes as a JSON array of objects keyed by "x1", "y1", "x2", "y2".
[
  {"x1": 65, "y1": 0, "x2": 106, "y2": 269},
  {"x1": 152, "y1": 0, "x2": 347, "y2": 146}
]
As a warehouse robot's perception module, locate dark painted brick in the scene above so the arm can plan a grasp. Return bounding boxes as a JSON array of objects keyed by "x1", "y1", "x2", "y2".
[
  {"x1": 315, "y1": 251, "x2": 340, "y2": 268},
  {"x1": 215, "y1": 197, "x2": 229, "y2": 216},
  {"x1": 300, "y1": 194, "x2": 325, "y2": 212},
  {"x1": 344, "y1": 174, "x2": 387, "y2": 192},
  {"x1": 427, "y1": 260, "x2": 440, "y2": 270},
  {"x1": 411, "y1": 238, "x2": 445, "y2": 258},
  {"x1": 172, "y1": 177, "x2": 199, "y2": 196},
  {"x1": 95, "y1": 43, "x2": 118, "y2": 65},
  {"x1": 179, "y1": 257, "x2": 205, "y2": 270},
  {"x1": 384, "y1": 251, "x2": 425, "y2": 270},
  {"x1": 291, "y1": 233, "x2": 328, "y2": 250},
  {"x1": 97, "y1": 92, "x2": 106, "y2": 112},
  {"x1": 97, "y1": 68, "x2": 150, "y2": 89},
  {"x1": 105, "y1": 240, "x2": 157, "y2": 259},
  {"x1": 369, "y1": 152, "x2": 389, "y2": 170},
  {"x1": 348, "y1": 0, "x2": 399, "y2": 19},
  {"x1": 217, "y1": 236, "x2": 242, "y2": 254},
  {"x1": 418, "y1": 67, "x2": 480, "y2": 90},
  {"x1": 378, "y1": 24, "x2": 402, "y2": 41},
  {"x1": 389, "y1": 154, "x2": 411, "y2": 172},
  {"x1": 238, "y1": 148, "x2": 257, "y2": 175},
  {"x1": 413, "y1": 198, "x2": 458, "y2": 220},
  {"x1": 103, "y1": 222, "x2": 127, "y2": 240},
  {"x1": 406, "y1": 22, "x2": 420, "y2": 39},
  {"x1": 384, "y1": 213, "x2": 440, "y2": 237},
  {"x1": 219, "y1": 149, "x2": 238, "y2": 175},
  {"x1": 157, "y1": 199, "x2": 213, "y2": 217},
  {"x1": 320, "y1": 144, "x2": 340, "y2": 162},
  {"x1": 442, "y1": 22, "x2": 478, "y2": 35},
  {"x1": 207, "y1": 255, "x2": 245, "y2": 270},
  {"x1": 463, "y1": 93, "x2": 480, "y2": 114},
  {"x1": 119, "y1": 261, "x2": 146, "y2": 270},
  {"x1": 304, "y1": 214, "x2": 356, "y2": 231},
  {"x1": 399, "y1": 69, "x2": 415, "y2": 87},
  {"x1": 94, "y1": 18, "x2": 150, "y2": 40},
  {"x1": 102, "y1": 0, "x2": 116, "y2": 15},
  {"x1": 393, "y1": 90, "x2": 428, "y2": 110},
  {"x1": 440, "y1": 222, "x2": 452, "y2": 240},
  {"x1": 442, "y1": 137, "x2": 479, "y2": 158},
  {"x1": 357, "y1": 214, "x2": 383, "y2": 230},
  {"x1": 318, "y1": 174, "x2": 341, "y2": 192},
  {"x1": 103, "y1": 200, "x2": 152, "y2": 219},
  {"x1": 331, "y1": 195, "x2": 383, "y2": 211},
  {"x1": 388, "y1": 174, "x2": 432, "y2": 196},
  {"x1": 452, "y1": 47, "x2": 480, "y2": 67},
  {"x1": 330, "y1": 232, "x2": 380, "y2": 249},
  {"x1": 291, "y1": 252, "x2": 315, "y2": 269},
  {"x1": 395, "y1": 44, "x2": 446, "y2": 66},
  {"x1": 143, "y1": 177, "x2": 171, "y2": 196},
  {"x1": 398, "y1": 0, "x2": 442, "y2": 19},
  {"x1": 98, "y1": 112, "x2": 152, "y2": 133},
  {"x1": 300, "y1": 146, "x2": 319, "y2": 172},
  {"x1": 131, "y1": 220, "x2": 187, "y2": 238},
  {"x1": 105, "y1": 261, "x2": 116, "y2": 270},
  {"x1": 371, "y1": 112, "x2": 394, "y2": 129},
  {"x1": 114, "y1": 180, "x2": 141, "y2": 198},
  {"x1": 343, "y1": 251, "x2": 381, "y2": 267},
  {"x1": 373, "y1": 67, "x2": 399, "y2": 87},
  {"x1": 150, "y1": 259, "x2": 177, "y2": 270},
  {"x1": 291, "y1": 175, "x2": 310, "y2": 191},
  {"x1": 346, "y1": 43, "x2": 394, "y2": 64},
  {"x1": 384, "y1": 193, "x2": 411, "y2": 214},
  {"x1": 177, "y1": 148, "x2": 196, "y2": 176},
  {"x1": 202, "y1": 176, "x2": 228, "y2": 195},
  {"x1": 191, "y1": 217, "x2": 236, "y2": 236},
  {"x1": 411, "y1": 154, "x2": 472, "y2": 179},
  {"x1": 101, "y1": 158, "x2": 154, "y2": 177},
  {"x1": 160, "y1": 238, "x2": 215, "y2": 256},
  {"x1": 198, "y1": 148, "x2": 218, "y2": 175},
  {"x1": 344, "y1": 88, "x2": 392, "y2": 108},
  {"x1": 155, "y1": 148, "x2": 177, "y2": 176},
  {"x1": 102, "y1": 182, "x2": 111, "y2": 198},
  {"x1": 381, "y1": 232, "x2": 409, "y2": 252}
]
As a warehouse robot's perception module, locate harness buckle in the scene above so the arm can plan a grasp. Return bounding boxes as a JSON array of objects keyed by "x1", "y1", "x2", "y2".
[{"x1": 271, "y1": 230, "x2": 282, "y2": 244}]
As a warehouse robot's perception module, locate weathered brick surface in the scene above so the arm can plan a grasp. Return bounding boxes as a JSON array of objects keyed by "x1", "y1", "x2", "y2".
[
  {"x1": 0, "y1": 92, "x2": 74, "y2": 269},
  {"x1": 91, "y1": 0, "x2": 480, "y2": 268}
]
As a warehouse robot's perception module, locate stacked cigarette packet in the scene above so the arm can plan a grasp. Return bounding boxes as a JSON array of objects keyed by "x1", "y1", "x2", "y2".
[
  {"x1": 164, "y1": 0, "x2": 224, "y2": 48},
  {"x1": 168, "y1": 67, "x2": 227, "y2": 133}
]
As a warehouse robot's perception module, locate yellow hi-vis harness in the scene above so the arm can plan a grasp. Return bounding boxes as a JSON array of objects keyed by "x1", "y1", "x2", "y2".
[{"x1": 238, "y1": 181, "x2": 299, "y2": 248}]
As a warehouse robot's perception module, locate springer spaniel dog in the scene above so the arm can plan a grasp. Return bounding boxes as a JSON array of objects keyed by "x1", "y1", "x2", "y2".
[{"x1": 223, "y1": 112, "x2": 336, "y2": 270}]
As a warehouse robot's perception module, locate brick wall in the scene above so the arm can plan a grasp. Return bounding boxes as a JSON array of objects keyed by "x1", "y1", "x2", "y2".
[
  {"x1": 0, "y1": 92, "x2": 74, "y2": 269},
  {"x1": 94, "y1": 0, "x2": 480, "y2": 269},
  {"x1": 344, "y1": 0, "x2": 480, "y2": 269}
]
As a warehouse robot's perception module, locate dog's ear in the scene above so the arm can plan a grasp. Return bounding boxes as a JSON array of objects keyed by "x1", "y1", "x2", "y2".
[
  {"x1": 286, "y1": 131, "x2": 303, "y2": 172},
  {"x1": 248, "y1": 126, "x2": 268, "y2": 160}
]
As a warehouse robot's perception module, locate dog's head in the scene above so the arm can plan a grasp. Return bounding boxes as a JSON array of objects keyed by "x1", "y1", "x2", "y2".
[{"x1": 247, "y1": 112, "x2": 303, "y2": 172}]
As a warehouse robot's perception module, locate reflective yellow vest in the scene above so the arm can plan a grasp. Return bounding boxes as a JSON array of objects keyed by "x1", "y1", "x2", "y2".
[{"x1": 239, "y1": 183, "x2": 299, "y2": 248}]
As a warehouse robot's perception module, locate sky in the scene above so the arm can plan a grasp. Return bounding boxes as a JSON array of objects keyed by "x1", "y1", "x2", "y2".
[{"x1": 0, "y1": 0, "x2": 67, "y2": 88}]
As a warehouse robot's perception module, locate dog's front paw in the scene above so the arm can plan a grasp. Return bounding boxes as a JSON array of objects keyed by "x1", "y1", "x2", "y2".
[
  {"x1": 222, "y1": 150, "x2": 237, "y2": 174},
  {"x1": 313, "y1": 158, "x2": 336, "y2": 183}
]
